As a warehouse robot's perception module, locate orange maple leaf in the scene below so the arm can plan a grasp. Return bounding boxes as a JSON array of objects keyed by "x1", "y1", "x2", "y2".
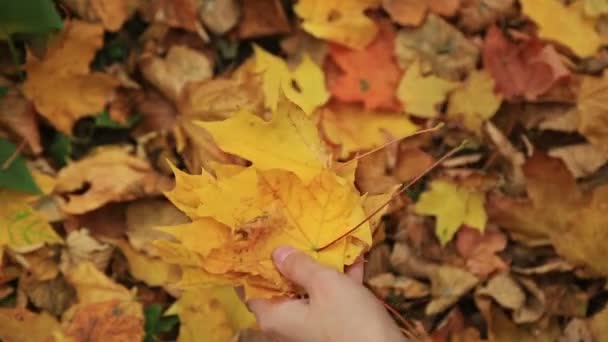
[{"x1": 326, "y1": 22, "x2": 402, "y2": 111}]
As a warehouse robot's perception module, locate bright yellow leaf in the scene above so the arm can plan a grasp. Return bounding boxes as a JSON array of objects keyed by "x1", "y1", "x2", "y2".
[
  {"x1": 415, "y1": 180, "x2": 487, "y2": 245},
  {"x1": 65, "y1": 262, "x2": 136, "y2": 304},
  {"x1": 320, "y1": 105, "x2": 419, "y2": 158},
  {"x1": 23, "y1": 20, "x2": 118, "y2": 134},
  {"x1": 397, "y1": 60, "x2": 458, "y2": 118},
  {"x1": 110, "y1": 239, "x2": 180, "y2": 287},
  {"x1": 165, "y1": 165, "x2": 263, "y2": 227},
  {"x1": 294, "y1": 0, "x2": 381, "y2": 49},
  {"x1": 520, "y1": 0, "x2": 601, "y2": 57},
  {"x1": 0, "y1": 308, "x2": 62, "y2": 342},
  {"x1": 0, "y1": 190, "x2": 63, "y2": 256},
  {"x1": 585, "y1": 0, "x2": 608, "y2": 17},
  {"x1": 447, "y1": 71, "x2": 503, "y2": 133},
  {"x1": 196, "y1": 104, "x2": 329, "y2": 183},
  {"x1": 254, "y1": 46, "x2": 329, "y2": 114},
  {"x1": 157, "y1": 218, "x2": 231, "y2": 258},
  {"x1": 166, "y1": 286, "x2": 256, "y2": 342}
]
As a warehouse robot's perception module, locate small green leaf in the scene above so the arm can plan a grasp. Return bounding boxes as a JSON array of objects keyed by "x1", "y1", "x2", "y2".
[
  {"x1": 94, "y1": 111, "x2": 140, "y2": 129},
  {"x1": 0, "y1": 0, "x2": 62, "y2": 39},
  {"x1": 50, "y1": 133, "x2": 71, "y2": 168},
  {"x1": 0, "y1": 138, "x2": 40, "y2": 194},
  {"x1": 144, "y1": 304, "x2": 179, "y2": 342},
  {"x1": 0, "y1": 86, "x2": 8, "y2": 99}
]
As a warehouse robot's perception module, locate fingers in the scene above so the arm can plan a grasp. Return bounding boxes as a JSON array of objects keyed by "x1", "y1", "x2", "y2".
[
  {"x1": 248, "y1": 298, "x2": 309, "y2": 335},
  {"x1": 346, "y1": 260, "x2": 364, "y2": 283},
  {"x1": 272, "y1": 246, "x2": 335, "y2": 292}
]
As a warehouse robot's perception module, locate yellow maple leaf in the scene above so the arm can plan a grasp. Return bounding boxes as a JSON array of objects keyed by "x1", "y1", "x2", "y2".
[
  {"x1": 23, "y1": 20, "x2": 118, "y2": 134},
  {"x1": 294, "y1": 0, "x2": 381, "y2": 49},
  {"x1": 65, "y1": 262, "x2": 137, "y2": 304},
  {"x1": 165, "y1": 165, "x2": 263, "y2": 228},
  {"x1": 319, "y1": 105, "x2": 419, "y2": 158},
  {"x1": 447, "y1": 71, "x2": 503, "y2": 133},
  {"x1": 520, "y1": 0, "x2": 601, "y2": 57},
  {"x1": 254, "y1": 46, "x2": 329, "y2": 115},
  {"x1": 166, "y1": 286, "x2": 256, "y2": 342},
  {"x1": 196, "y1": 104, "x2": 330, "y2": 183},
  {"x1": 415, "y1": 180, "x2": 487, "y2": 245},
  {"x1": 0, "y1": 190, "x2": 63, "y2": 261},
  {"x1": 397, "y1": 60, "x2": 458, "y2": 118}
]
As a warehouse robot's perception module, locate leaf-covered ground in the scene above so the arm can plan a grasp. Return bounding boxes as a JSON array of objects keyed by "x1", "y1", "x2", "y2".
[{"x1": 1, "y1": 0, "x2": 608, "y2": 341}]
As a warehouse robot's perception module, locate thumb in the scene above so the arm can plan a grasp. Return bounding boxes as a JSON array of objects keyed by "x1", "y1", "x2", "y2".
[{"x1": 273, "y1": 246, "x2": 335, "y2": 293}]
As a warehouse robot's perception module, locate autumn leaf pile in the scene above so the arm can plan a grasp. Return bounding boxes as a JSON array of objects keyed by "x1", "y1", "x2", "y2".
[{"x1": 4, "y1": 0, "x2": 608, "y2": 341}]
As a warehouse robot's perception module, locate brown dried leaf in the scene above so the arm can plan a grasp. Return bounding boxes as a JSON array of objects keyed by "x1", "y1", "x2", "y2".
[
  {"x1": 548, "y1": 144, "x2": 607, "y2": 179},
  {"x1": 238, "y1": 0, "x2": 289, "y2": 38},
  {"x1": 61, "y1": 0, "x2": 139, "y2": 31},
  {"x1": 200, "y1": 0, "x2": 241, "y2": 34},
  {"x1": 54, "y1": 148, "x2": 173, "y2": 215},
  {"x1": 64, "y1": 300, "x2": 145, "y2": 342},
  {"x1": 22, "y1": 275, "x2": 76, "y2": 316},
  {"x1": 426, "y1": 265, "x2": 479, "y2": 315},
  {"x1": 476, "y1": 273, "x2": 525, "y2": 310},
  {"x1": 458, "y1": 0, "x2": 516, "y2": 33},
  {"x1": 0, "y1": 86, "x2": 41, "y2": 154},
  {"x1": 140, "y1": 0, "x2": 206, "y2": 36},
  {"x1": 60, "y1": 229, "x2": 114, "y2": 271}
]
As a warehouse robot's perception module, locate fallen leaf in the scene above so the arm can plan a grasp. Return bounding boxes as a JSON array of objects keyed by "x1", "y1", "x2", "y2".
[
  {"x1": 415, "y1": 179, "x2": 487, "y2": 245},
  {"x1": 477, "y1": 273, "x2": 525, "y2": 310},
  {"x1": 457, "y1": 0, "x2": 515, "y2": 33},
  {"x1": 576, "y1": 72, "x2": 608, "y2": 157},
  {"x1": 520, "y1": 0, "x2": 601, "y2": 57},
  {"x1": 140, "y1": 0, "x2": 205, "y2": 35},
  {"x1": 23, "y1": 20, "x2": 118, "y2": 134},
  {"x1": 199, "y1": 0, "x2": 240, "y2": 34},
  {"x1": 64, "y1": 299, "x2": 145, "y2": 342},
  {"x1": 166, "y1": 286, "x2": 256, "y2": 342},
  {"x1": 109, "y1": 239, "x2": 179, "y2": 287},
  {"x1": 196, "y1": 104, "x2": 329, "y2": 183},
  {"x1": 447, "y1": 70, "x2": 503, "y2": 133},
  {"x1": 548, "y1": 144, "x2": 607, "y2": 178},
  {"x1": 482, "y1": 26, "x2": 571, "y2": 100},
  {"x1": 60, "y1": 229, "x2": 113, "y2": 272},
  {"x1": 294, "y1": 0, "x2": 380, "y2": 49},
  {"x1": 426, "y1": 265, "x2": 479, "y2": 315},
  {"x1": 139, "y1": 45, "x2": 214, "y2": 102},
  {"x1": 397, "y1": 59, "x2": 458, "y2": 118},
  {"x1": 237, "y1": 0, "x2": 290, "y2": 38},
  {"x1": 0, "y1": 308, "x2": 62, "y2": 342},
  {"x1": 53, "y1": 148, "x2": 172, "y2": 214},
  {"x1": 585, "y1": 0, "x2": 608, "y2": 17},
  {"x1": 22, "y1": 275, "x2": 76, "y2": 316},
  {"x1": 126, "y1": 198, "x2": 189, "y2": 256},
  {"x1": 327, "y1": 22, "x2": 402, "y2": 111},
  {"x1": 61, "y1": 0, "x2": 139, "y2": 31},
  {"x1": 355, "y1": 149, "x2": 401, "y2": 195},
  {"x1": 66, "y1": 261, "x2": 135, "y2": 303},
  {"x1": 456, "y1": 226, "x2": 508, "y2": 277},
  {"x1": 395, "y1": 14, "x2": 479, "y2": 80},
  {"x1": 382, "y1": 0, "x2": 460, "y2": 26},
  {"x1": 254, "y1": 46, "x2": 329, "y2": 115},
  {"x1": 319, "y1": 105, "x2": 419, "y2": 158},
  {"x1": 0, "y1": 86, "x2": 42, "y2": 154}
]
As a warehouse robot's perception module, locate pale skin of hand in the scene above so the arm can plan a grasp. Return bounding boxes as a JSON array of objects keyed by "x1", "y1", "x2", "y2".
[{"x1": 247, "y1": 246, "x2": 407, "y2": 342}]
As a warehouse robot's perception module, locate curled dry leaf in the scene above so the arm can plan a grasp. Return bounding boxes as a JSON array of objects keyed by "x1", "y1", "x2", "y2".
[
  {"x1": 367, "y1": 272, "x2": 430, "y2": 299},
  {"x1": 576, "y1": 71, "x2": 608, "y2": 157},
  {"x1": 53, "y1": 148, "x2": 173, "y2": 215},
  {"x1": 237, "y1": 0, "x2": 290, "y2": 38},
  {"x1": 139, "y1": 45, "x2": 214, "y2": 102},
  {"x1": 456, "y1": 226, "x2": 508, "y2": 278},
  {"x1": 132, "y1": 89, "x2": 179, "y2": 134},
  {"x1": 457, "y1": 0, "x2": 516, "y2": 33},
  {"x1": 476, "y1": 273, "x2": 525, "y2": 311},
  {"x1": 0, "y1": 86, "x2": 42, "y2": 154},
  {"x1": 382, "y1": 0, "x2": 460, "y2": 27},
  {"x1": 294, "y1": 0, "x2": 380, "y2": 49},
  {"x1": 22, "y1": 275, "x2": 76, "y2": 316},
  {"x1": 355, "y1": 150, "x2": 401, "y2": 195},
  {"x1": 60, "y1": 229, "x2": 113, "y2": 272},
  {"x1": 426, "y1": 265, "x2": 479, "y2": 315},
  {"x1": 395, "y1": 14, "x2": 479, "y2": 81},
  {"x1": 548, "y1": 144, "x2": 607, "y2": 179},
  {"x1": 326, "y1": 22, "x2": 402, "y2": 111},
  {"x1": 140, "y1": 0, "x2": 205, "y2": 36},
  {"x1": 482, "y1": 26, "x2": 571, "y2": 100},
  {"x1": 23, "y1": 20, "x2": 118, "y2": 135}
]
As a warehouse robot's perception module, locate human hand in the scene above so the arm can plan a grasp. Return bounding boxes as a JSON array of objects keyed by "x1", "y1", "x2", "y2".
[{"x1": 247, "y1": 246, "x2": 407, "y2": 342}]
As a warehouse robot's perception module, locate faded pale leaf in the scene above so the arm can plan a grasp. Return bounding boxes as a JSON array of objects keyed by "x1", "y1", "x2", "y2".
[
  {"x1": 319, "y1": 105, "x2": 419, "y2": 158},
  {"x1": 426, "y1": 266, "x2": 479, "y2": 315},
  {"x1": 577, "y1": 72, "x2": 608, "y2": 157},
  {"x1": 477, "y1": 273, "x2": 525, "y2": 310},
  {"x1": 415, "y1": 180, "x2": 487, "y2": 245},
  {"x1": 60, "y1": 229, "x2": 113, "y2": 271},
  {"x1": 294, "y1": 0, "x2": 380, "y2": 49},
  {"x1": 53, "y1": 149, "x2": 172, "y2": 214},
  {"x1": 139, "y1": 45, "x2": 214, "y2": 102},
  {"x1": 196, "y1": 105, "x2": 329, "y2": 183},
  {"x1": 23, "y1": 20, "x2": 118, "y2": 134},
  {"x1": 548, "y1": 144, "x2": 607, "y2": 178},
  {"x1": 585, "y1": 0, "x2": 608, "y2": 17},
  {"x1": 397, "y1": 60, "x2": 458, "y2": 118},
  {"x1": 200, "y1": 0, "x2": 240, "y2": 34}
]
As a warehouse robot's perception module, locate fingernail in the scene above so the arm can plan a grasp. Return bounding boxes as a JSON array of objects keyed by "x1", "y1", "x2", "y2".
[{"x1": 272, "y1": 246, "x2": 296, "y2": 265}]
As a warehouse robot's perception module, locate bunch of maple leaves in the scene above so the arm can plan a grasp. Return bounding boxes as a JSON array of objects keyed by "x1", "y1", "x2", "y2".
[{"x1": 3, "y1": 0, "x2": 608, "y2": 341}]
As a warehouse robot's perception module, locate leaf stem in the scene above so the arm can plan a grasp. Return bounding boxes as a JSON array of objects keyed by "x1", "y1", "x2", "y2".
[{"x1": 317, "y1": 141, "x2": 466, "y2": 252}]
